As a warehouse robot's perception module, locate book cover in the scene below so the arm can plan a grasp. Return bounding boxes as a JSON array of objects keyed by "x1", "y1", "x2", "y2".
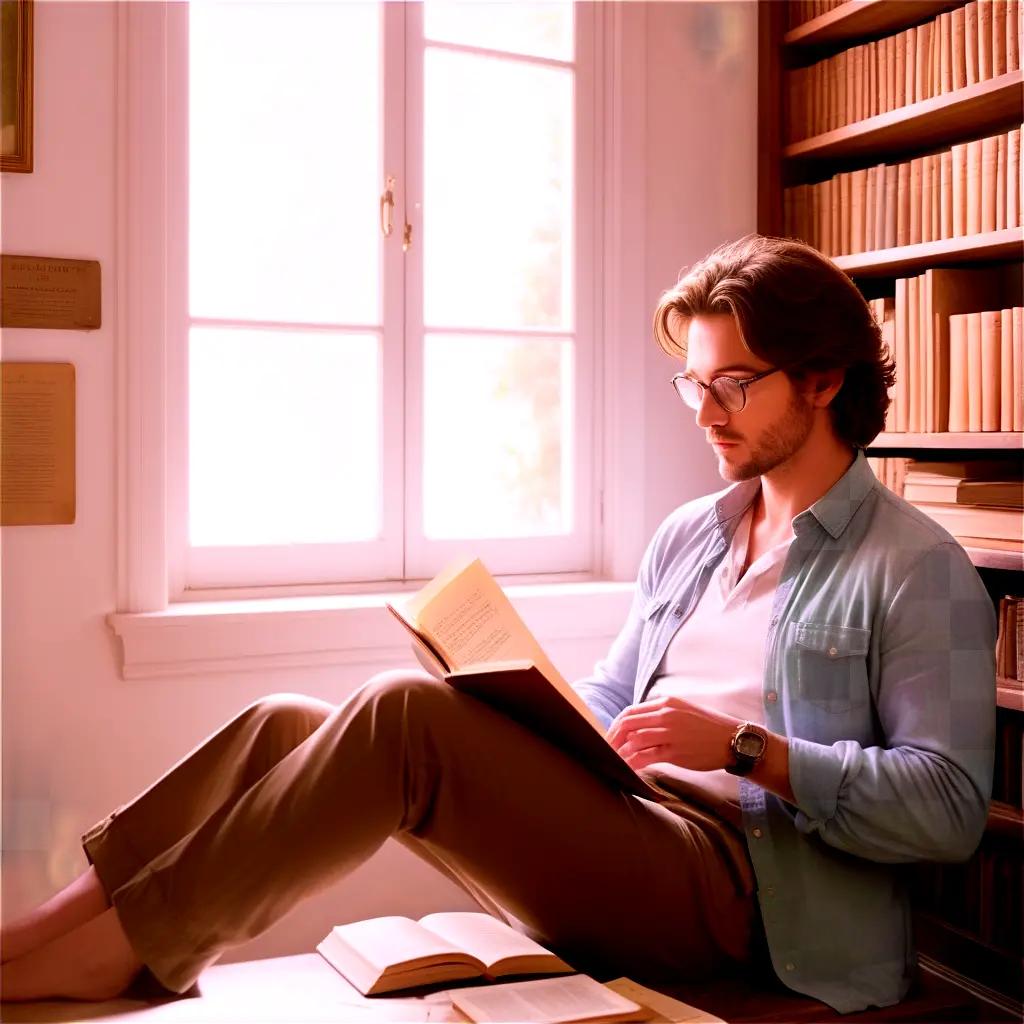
[
  {"x1": 916, "y1": 21, "x2": 932, "y2": 101},
  {"x1": 897, "y1": 160, "x2": 912, "y2": 245},
  {"x1": 895, "y1": 27, "x2": 907, "y2": 107},
  {"x1": 873, "y1": 162, "x2": 887, "y2": 250},
  {"x1": 1008, "y1": 0, "x2": 1020, "y2": 71},
  {"x1": 839, "y1": 171, "x2": 851, "y2": 254},
  {"x1": 939, "y1": 11, "x2": 953, "y2": 93},
  {"x1": 913, "y1": 502, "x2": 1023, "y2": 543},
  {"x1": 905, "y1": 26, "x2": 917, "y2": 104},
  {"x1": 908, "y1": 274, "x2": 921, "y2": 431},
  {"x1": 864, "y1": 165, "x2": 876, "y2": 251},
  {"x1": 884, "y1": 163, "x2": 898, "y2": 247},
  {"x1": 854, "y1": 43, "x2": 865, "y2": 122}
]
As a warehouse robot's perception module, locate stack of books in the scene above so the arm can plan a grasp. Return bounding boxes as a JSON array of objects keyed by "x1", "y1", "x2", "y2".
[
  {"x1": 786, "y1": 0, "x2": 1022, "y2": 143},
  {"x1": 784, "y1": 125, "x2": 1023, "y2": 257},
  {"x1": 997, "y1": 595, "x2": 1024, "y2": 683}
]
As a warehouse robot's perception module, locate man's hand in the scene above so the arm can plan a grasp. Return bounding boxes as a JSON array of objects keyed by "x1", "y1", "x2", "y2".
[{"x1": 605, "y1": 695, "x2": 739, "y2": 772}]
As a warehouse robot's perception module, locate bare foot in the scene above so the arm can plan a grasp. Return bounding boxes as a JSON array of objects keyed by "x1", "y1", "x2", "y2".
[
  {"x1": 1, "y1": 866, "x2": 110, "y2": 963},
  {"x1": 0, "y1": 907, "x2": 143, "y2": 1002}
]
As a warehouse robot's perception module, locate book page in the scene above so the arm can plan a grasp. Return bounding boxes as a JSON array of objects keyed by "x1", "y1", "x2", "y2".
[
  {"x1": 404, "y1": 559, "x2": 600, "y2": 732},
  {"x1": 605, "y1": 979, "x2": 726, "y2": 1023},
  {"x1": 450, "y1": 975, "x2": 647, "y2": 1024},
  {"x1": 330, "y1": 916, "x2": 476, "y2": 973},
  {"x1": 418, "y1": 913, "x2": 568, "y2": 974}
]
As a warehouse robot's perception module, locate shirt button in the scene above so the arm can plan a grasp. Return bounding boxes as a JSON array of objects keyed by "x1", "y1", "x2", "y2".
[
  {"x1": 785, "y1": 962, "x2": 796, "y2": 972},
  {"x1": 752, "y1": 827, "x2": 764, "y2": 839},
  {"x1": 828, "y1": 646, "x2": 838, "y2": 657},
  {"x1": 766, "y1": 691, "x2": 778, "y2": 703},
  {"x1": 672, "y1": 605, "x2": 683, "y2": 617}
]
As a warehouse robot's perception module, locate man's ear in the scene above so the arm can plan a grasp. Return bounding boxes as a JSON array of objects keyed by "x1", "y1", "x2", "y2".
[{"x1": 806, "y1": 368, "x2": 845, "y2": 409}]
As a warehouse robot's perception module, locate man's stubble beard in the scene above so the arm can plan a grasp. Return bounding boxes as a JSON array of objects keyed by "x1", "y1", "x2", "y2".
[{"x1": 718, "y1": 390, "x2": 816, "y2": 483}]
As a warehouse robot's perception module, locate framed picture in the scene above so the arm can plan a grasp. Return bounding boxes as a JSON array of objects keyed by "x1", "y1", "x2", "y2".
[{"x1": 1, "y1": 0, "x2": 33, "y2": 173}]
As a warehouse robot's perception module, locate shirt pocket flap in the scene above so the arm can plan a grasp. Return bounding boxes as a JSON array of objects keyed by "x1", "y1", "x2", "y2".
[{"x1": 794, "y1": 622, "x2": 871, "y2": 659}]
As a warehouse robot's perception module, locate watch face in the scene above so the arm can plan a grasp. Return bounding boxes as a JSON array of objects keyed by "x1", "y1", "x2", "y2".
[{"x1": 736, "y1": 732, "x2": 766, "y2": 757}]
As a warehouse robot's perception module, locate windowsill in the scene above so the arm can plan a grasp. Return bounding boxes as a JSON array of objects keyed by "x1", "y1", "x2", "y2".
[{"x1": 107, "y1": 580, "x2": 636, "y2": 679}]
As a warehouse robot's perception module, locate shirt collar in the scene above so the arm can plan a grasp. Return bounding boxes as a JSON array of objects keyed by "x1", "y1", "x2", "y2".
[{"x1": 713, "y1": 448, "x2": 873, "y2": 543}]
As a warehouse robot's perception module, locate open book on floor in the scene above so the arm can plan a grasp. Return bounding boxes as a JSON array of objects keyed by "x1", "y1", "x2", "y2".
[
  {"x1": 386, "y1": 557, "x2": 663, "y2": 802},
  {"x1": 316, "y1": 911, "x2": 572, "y2": 996}
]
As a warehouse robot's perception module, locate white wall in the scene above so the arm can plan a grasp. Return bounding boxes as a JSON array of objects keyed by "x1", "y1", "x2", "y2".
[{"x1": 0, "y1": 1, "x2": 756, "y2": 964}]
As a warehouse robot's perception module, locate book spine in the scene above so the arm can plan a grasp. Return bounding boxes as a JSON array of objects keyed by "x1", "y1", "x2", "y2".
[
  {"x1": 952, "y1": 143, "x2": 968, "y2": 236},
  {"x1": 895, "y1": 28, "x2": 907, "y2": 107},
  {"x1": 965, "y1": 2, "x2": 980, "y2": 84},
  {"x1": 948, "y1": 313, "x2": 970, "y2": 431},
  {"x1": 980, "y1": 309, "x2": 1002, "y2": 430},
  {"x1": 1009, "y1": 128, "x2": 1021, "y2": 227},
  {"x1": 967, "y1": 312, "x2": 983, "y2": 430},
  {"x1": 908, "y1": 275, "x2": 921, "y2": 432},
  {"x1": 939, "y1": 11, "x2": 953, "y2": 93},
  {"x1": 993, "y1": 0, "x2": 1008, "y2": 76},
  {"x1": 910, "y1": 157, "x2": 923, "y2": 244},
  {"x1": 952, "y1": 5, "x2": 968, "y2": 91},
  {"x1": 997, "y1": 131, "x2": 1008, "y2": 230},
  {"x1": 1013, "y1": 306, "x2": 1023, "y2": 431},
  {"x1": 966, "y1": 139, "x2": 983, "y2": 234},
  {"x1": 916, "y1": 22, "x2": 932, "y2": 102},
  {"x1": 895, "y1": 277, "x2": 910, "y2": 431},
  {"x1": 922, "y1": 154, "x2": 935, "y2": 244},
  {"x1": 979, "y1": 0, "x2": 993, "y2": 80},
  {"x1": 1000, "y1": 308, "x2": 1014, "y2": 429},
  {"x1": 940, "y1": 149, "x2": 954, "y2": 239},
  {"x1": 1008, "y1": 0, "x2": 1021, "y2": 71},
  {"x1": 981, "y1": 134, "x2": 999, "y2": 231},
  {"x1": 905, "y1": 27, "x2": 917, "y2": 104}
]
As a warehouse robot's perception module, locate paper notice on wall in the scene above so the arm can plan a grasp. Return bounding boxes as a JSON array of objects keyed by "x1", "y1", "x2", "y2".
[
  {"x1": 1, "y1": 363, "x2": 76, "y2": 525},
  {"x1": 1, "y1": 255, "x2": 102, "y2": 329}
]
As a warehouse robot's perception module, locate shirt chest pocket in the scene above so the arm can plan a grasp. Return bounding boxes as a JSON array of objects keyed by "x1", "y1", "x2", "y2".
[{"x1": 794, "y1": 621, "x2": 871, "y2": 714}]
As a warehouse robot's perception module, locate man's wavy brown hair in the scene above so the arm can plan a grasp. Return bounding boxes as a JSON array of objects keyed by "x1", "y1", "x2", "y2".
[{"x1": 653, "y1": 234, "x2": 896, "y2": 448}]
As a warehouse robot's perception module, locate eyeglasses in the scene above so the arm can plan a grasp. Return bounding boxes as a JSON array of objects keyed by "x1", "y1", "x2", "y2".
[{"x1": 670, "y1": 367, "x2": 784, "y2": 414}]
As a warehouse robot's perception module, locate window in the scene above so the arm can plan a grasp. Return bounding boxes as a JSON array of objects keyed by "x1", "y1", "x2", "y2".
[{"x1": 161, "y1": 1, "x2": 598, "y2": 593}]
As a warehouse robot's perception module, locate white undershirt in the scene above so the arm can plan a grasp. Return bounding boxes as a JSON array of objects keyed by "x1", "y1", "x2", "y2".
[{"x1": 646, "y1": 504, "x2": 794, "y2": 815}]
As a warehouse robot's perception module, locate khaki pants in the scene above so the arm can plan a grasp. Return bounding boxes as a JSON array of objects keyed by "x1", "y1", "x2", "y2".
[{"x1": 82, "y1": 671, "x2": 759, "y2": 993}]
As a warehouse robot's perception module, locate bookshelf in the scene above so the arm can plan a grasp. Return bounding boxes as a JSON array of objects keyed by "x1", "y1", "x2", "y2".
[{"x1": 760, "y1": 0, "x2": 1023, "y2": 1014}]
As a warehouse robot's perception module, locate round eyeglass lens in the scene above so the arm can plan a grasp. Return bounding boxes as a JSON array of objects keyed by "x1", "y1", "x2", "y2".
[
  {"x1": 673, "y1": 376, "x2": 702, "y2": 409},
  {"x1": 710, "y1": 377, "x2": 745, "y2": 412}
]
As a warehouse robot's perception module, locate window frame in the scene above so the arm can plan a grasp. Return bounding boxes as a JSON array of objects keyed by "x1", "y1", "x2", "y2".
[{"x1": 114, "y1": 1, "x2": 650, "y2": 625}]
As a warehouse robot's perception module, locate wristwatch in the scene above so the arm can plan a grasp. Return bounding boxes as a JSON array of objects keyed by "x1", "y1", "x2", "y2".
[{"x1": 725, "y1": 722, "x2": 769, "y2": 776}]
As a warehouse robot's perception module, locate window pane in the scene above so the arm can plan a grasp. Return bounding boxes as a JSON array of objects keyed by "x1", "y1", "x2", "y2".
[
  {"x1": 424, "y1": 50, "x2": 573, "y2": 330},
  {"x1": 189, "y1": 327, "x2": 380, "y2": 546},
  {"x1": 423, "y1": 334, "x2": 572, "y2": 538},
  {"x1": 189, "y1": 1, "x2": 381, "y2": 325},
  {"x1": 424, "y1": 1, "x2": 573, "y2": 61}
]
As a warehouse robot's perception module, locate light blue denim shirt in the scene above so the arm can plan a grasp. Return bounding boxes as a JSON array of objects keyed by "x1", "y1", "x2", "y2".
[{"x1": 573, "y1": 450, "x2": 996, "y2": 1013}]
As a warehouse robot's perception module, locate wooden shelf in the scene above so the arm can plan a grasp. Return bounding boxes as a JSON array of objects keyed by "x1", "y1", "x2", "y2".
[
  {"x1": 832, "y1": 228, "x2": 1023, "y2": 276},
  {"x1": 785, "y1": 72, "x2": 1024, "y2": 163},
  {"x1": 963, "y1": 546, "x2": 1024, "y2": 572},
  {"x1": 868, "y1": 432, "x2": 1024, "y2": 450},
  {"x1": 987, "y1": 800, "x2": 1024, "y2": 840},
  {"x1": 997, "y1": 679, "x2": 1024, "y2": 712},
  {"x1": 785, "y1": 0, "x2": 963, "y2": 49}
]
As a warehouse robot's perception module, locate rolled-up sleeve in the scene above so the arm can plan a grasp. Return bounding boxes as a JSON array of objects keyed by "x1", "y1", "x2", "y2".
[{"x1": 788, "y1": 541, "x2": 996, "y2": 864}]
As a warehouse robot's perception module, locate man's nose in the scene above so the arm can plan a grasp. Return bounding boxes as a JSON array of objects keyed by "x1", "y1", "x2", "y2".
[{"x1": 695, "y1": 386, "x2": 728, "y2": 429}]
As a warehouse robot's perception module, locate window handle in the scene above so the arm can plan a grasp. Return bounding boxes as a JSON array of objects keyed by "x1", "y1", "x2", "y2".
[
  {"x1": 403, "y1": 221, "x2": 413, "y2": 252},
  {"x1": 380, "y1": 175, "x2": 396, "y2": 238}
]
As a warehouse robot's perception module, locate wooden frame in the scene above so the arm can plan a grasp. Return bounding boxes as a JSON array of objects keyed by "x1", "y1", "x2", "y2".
[{"x1": 1, "y1": 0, "x2": 33, "y2": 173}]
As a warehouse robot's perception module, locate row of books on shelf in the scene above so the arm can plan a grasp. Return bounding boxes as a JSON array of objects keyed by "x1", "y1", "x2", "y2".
[
  {"x1": 913, "y1": 840, "x2": 1023, "y2": 953},
  {"x1": 787, "y1": 0, "x2": 844, "y2": 29},
  {"x1": 996, "y1": 595, "x2": 1024, "y2": 681},
  {"x1": 867, "y1": 457, "x2": 1023, "y2": 554},
  {"x1": 783, "y1": 125, "x2": 1023, "y2": 256},
  {"x1": 786, "y1": 0, "x2": 1022, "y2": 142},
  {"x1": 863, "y1": 266, "x2": 1022, "y2": 433}
]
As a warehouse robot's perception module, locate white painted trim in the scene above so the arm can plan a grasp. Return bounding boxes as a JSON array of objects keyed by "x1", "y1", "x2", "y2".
[
  {"x1": 109, "y1": 582, "x2": 634, "y2": 680},
  {"x1": 597, "y1": 1, "x2": 649, "y2": 582},
  {"x1": 115, "y1": 2, "x2": 171, "y2": 613}
]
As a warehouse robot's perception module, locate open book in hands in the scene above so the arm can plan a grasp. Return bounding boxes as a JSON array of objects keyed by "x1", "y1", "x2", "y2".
[
  {"x1": 316, "y1": 911, "x2": 572, "y2": 996},
  {"x1": 386, "y1": 558, "x2": 664, "y2": 802}
]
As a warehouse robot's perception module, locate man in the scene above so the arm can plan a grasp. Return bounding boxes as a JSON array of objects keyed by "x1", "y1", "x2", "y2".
[{"x1": 1, "y1": 236, "x2": 994, "y2": 1014}]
